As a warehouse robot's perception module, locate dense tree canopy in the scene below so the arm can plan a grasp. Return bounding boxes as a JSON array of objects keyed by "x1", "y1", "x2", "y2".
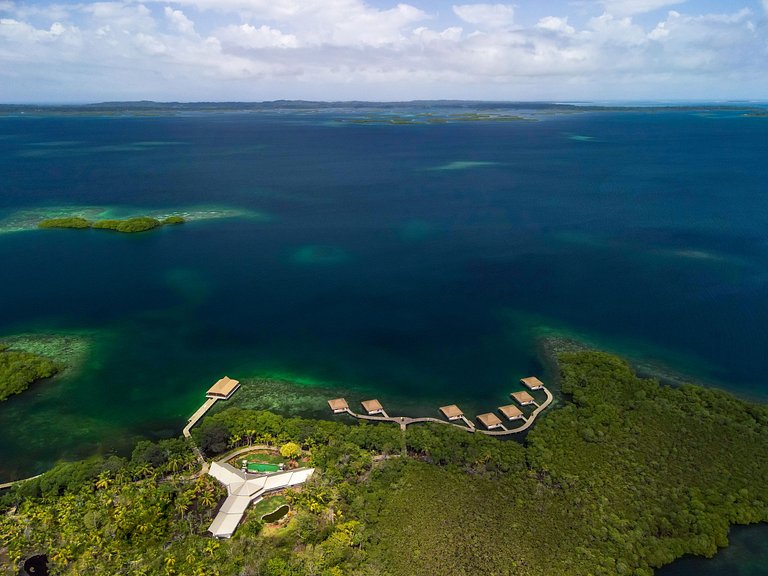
[
  {"x1": 38, "y1": 215, "x2": 185, "y2": 233},
  {"x1": 0, "y1": 344, "x2": 60, "y2": 402},
  {"x1": 2, "y1": 351, "x2": 767, "y2": 575}
]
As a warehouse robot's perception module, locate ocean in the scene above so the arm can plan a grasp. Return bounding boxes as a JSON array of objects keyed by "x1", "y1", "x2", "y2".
[{"x1": 1, "y1": 103, "x2": 766, "y2": 571}]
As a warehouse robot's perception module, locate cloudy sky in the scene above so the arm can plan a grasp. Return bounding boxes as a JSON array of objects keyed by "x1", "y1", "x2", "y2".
[{"x1": 1, "y1": 0, "x2": 766, "y2": 102}]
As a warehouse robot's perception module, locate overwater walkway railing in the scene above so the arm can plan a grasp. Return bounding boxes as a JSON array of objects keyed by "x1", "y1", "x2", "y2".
[{"x1": 332, "y1": 386, "x2": 554, "y2": 435}]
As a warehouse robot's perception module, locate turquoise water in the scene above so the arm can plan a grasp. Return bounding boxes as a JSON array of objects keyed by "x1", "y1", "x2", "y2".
[
  {"x1": 2, "y1": 102, "x2": 767, "y2": 572},
  {"x1": 0, "y1": 105, "x2": 767, "y2": 468}
]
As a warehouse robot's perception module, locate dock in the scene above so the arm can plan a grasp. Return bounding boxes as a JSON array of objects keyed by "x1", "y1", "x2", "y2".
[
  {"x1": 184, "y1": 376, "x2": 242, "y2": 466},
  {"x1": 183, "y1": 397, "x2": 218, "y2": 438},
  {"x1": 328, "y1": 377, "x2": 554, "y2": 436}
]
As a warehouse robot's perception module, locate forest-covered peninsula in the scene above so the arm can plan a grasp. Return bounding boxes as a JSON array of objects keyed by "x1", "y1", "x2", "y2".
[{"x1": 1, "y1": 351, "x2": 767, "y2": 575}]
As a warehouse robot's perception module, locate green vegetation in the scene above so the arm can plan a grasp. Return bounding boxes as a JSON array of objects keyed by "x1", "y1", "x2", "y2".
[
  {"x1": 37, "y1": 216, "x2": 90, "y2": 229},
  {"x1": 251, "y1": 495, "x2": 289, "y2": 519},
  {"x1": 0, "y1": 344, "x2": 60, "y2": 401},
  {"x1": 280, "y1": 441, "x2": 302, "y2": 460},
  {"x1": 91, "y1": 217, "x2": 162, "y2": 232},
  {"x1": 2, "y1": 351, "x2": 767, "y2": 575},
  {"x1": 38, "y1": 215, "x2": 185, "y2": 233}
]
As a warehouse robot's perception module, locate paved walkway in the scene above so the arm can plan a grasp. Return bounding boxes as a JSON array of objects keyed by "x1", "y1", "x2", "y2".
[{"x1": 341, "y1": 386, "x2": 554, "y2": 436}]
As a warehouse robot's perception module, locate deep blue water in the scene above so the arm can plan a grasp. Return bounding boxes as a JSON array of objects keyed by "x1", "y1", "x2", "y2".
[{"x1": 1, "y1": 105, "x2": 767, "y2": 569}]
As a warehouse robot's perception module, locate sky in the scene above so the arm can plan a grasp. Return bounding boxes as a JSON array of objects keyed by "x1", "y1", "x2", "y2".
[{"x1": 0, "y1": 0, "x2": 767, "y2": 102}]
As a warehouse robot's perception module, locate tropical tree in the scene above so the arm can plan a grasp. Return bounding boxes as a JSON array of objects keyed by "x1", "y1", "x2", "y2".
[{"x1": 280, "y1": 442, "x2": 302, "y2": 460}]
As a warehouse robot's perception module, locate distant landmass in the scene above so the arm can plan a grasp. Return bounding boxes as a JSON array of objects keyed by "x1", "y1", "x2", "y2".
[{"x1": 1, "y1": 100, "x2": 766, "y2": 117}]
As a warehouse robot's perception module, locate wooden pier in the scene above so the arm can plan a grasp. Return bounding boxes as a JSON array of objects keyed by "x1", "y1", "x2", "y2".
[{"x1": 329, "y1": 378, "x2": 554, "y2": 436}]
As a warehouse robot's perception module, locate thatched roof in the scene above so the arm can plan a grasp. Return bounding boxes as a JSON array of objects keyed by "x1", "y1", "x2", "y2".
[
  {"x1": 328, "y1": 398, "x2": 349, "y2": 412},
  {"x1": 499, "y1": 404, "x2": 524, "y2": 420},
  {"x1": 361, "y1": 399, "x2": 384, "y2": 414},
  {"x1": 439, "y1": 404, "x2": 464, "y2": 420},
  {"x1": 521, "y1": 376, "x2": 545, "y2": 390},
  {"x1": 511, "y1": 391, "x2": 536, "y2": 405},
  {"x1": 477, "y1": 412, "x2": 503, "y2": 429},
  {"x1": 207, "y1": 376, "x2": 241, "y2": 399}
]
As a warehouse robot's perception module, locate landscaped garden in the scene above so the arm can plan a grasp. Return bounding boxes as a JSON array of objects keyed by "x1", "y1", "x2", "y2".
[{"x1": 250, "y1": 495, "x2": 289, "y2": 522}]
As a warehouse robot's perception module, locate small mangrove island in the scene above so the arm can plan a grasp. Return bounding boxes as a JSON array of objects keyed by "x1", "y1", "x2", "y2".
[
  {"x1": 1, "y1": 350, "x2": 767, "y2": 575},
  {"x1": 0, "y1": 344, "x2": 60, "y2": 402},
  {"x1": 38, "y1": 215, "x2": 185, "y2": 233}
]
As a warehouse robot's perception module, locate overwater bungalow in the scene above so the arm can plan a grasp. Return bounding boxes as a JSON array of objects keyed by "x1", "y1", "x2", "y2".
[
  {"x1": 207, "y1": 376, "x2": 241, "y2": 400},
  {"x1": 361, "y1": 399, "x2": 386, "y2": 416},
  {"x1": 328, "y1": 398, "x2": 350, "y2": 413},
  {"x1": 511, "y1": 391, "x2": 536, "y2": 406},
  {"x1": 498, "y1": 404, "x2": 525, "y2": 421},
  {"x1": 477, "y1": 412, "x2": 504, "y2": 430},
  {"x1": 520, "y1": 376, "x2": 545, "y2": 390},
  {"x1": 439, "y1": 404, "x2": 464, "y2": 421}
]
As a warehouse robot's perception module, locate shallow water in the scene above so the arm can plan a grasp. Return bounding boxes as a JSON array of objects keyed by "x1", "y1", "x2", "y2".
[
  {"x1": 1, "y1": 107, "x2": 768, "y2": 482},
  {"x1": 657, "y1": 524, "x2": 768, "y2": 576}
]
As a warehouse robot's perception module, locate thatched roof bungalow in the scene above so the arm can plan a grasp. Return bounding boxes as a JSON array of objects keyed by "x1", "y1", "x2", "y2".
[
  {"x1": 477, "y1": 412, "x2": 504, "y2": 430},
  {"x1": 521, "y1": 376, "x2": 545, "y2": 390},
  {"x1": 361, "y1": 399, "x2": 385, "y2": 415},
  {"x1": 511, "y1": 391, "x2": 536, "y2": 406},
  {"x1": 499, "y1": 404, "x2": 525, "y2": 421},
  {"x1": 207, "y1": 376, "x2": 241, "y2": 400},
  {"x1": 439, "y1": 404, "x2": 464, "y2": 421},
  {"x1": 328, "y1": 398, "x2": 350, "y2": 413}
]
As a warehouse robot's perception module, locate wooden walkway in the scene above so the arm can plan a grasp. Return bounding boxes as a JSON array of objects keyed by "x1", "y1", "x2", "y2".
[
  {"x1": 0, "y1": 473, "x2": 41, "y2": 491},
  {"x1": 339, "y1": 387, "x2": 553, "y2": 436},
  {"x1": 183, "y1": 397, "x2": 218, "y2": 439},
  {"x1": 482, "y1": 388, "x2": 554, "y2": 435}
]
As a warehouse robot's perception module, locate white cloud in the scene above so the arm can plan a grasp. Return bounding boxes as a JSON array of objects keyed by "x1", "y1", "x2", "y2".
[
  {"x1": 537, "y1": 16, "x2": 575, "y2": 35},
  {"x1": 452, "y1": 4, "x2": 514, "y2": 28},
  {"x1": 81, "y1": 3, "x2": 155, "y2": 32},
  {"x1": 599, "y1": 0, "x2": 686, "y2": 17},
  {"x1": 0, "y1": 17, "x2": 79, "y2": 44},
  {"x1": 0, "y1": 0, "x2": 765, "y2": 102},
  {"x1": 588, "y1": 13, "x2": 646, "y2": 45},
  {"x1": 216, "y1": 23, "x2": 298, "y2": 49},
  {"x1": 413, "y1": 26, "x2": 463, "y2": 43},
  {"x1": 164, "y1": 7, "x2": 195, "y2": 35}
]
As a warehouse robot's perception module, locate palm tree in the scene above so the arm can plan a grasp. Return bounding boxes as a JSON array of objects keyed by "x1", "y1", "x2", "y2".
[
  {"x1": 174, "y1": 496, "x2": 191, "y2": 519},
  {"x1": 168, "y1": 456, "x2": 183, "y2": 474},
  {"x1": 164, "y1": 555, "x2": 176, "y2": 575},
  {"x1": 199, "y1": 490, "x2": 217, "y2": 508},
  {"x1": 95, "y1": 472, "x2": 111, "y2": 491},
  {"x1": 134, "y1": 463, "x2": 153, "y2": 479}
]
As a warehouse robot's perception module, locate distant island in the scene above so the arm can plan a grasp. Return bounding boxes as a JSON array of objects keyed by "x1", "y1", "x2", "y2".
[
  {"x1": 1, "y1": 350, "x2": 766, "y2": 575},
  {"x1": 38, "y1": 215, "x2": 185, "y2": 233}
]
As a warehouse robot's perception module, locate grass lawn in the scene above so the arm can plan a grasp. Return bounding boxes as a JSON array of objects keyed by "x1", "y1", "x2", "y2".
[
  {"x1": 228, "y1": 450, "x2": 286, "y2": 468},
  {"x1": 251, "y1": 495, "x2": 289, "y2": 520}
]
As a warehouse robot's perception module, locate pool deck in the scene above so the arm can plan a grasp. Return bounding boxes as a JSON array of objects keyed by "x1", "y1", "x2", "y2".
[{"x1": 333, "y1": 386, "x2": 554, "y2": 436}]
